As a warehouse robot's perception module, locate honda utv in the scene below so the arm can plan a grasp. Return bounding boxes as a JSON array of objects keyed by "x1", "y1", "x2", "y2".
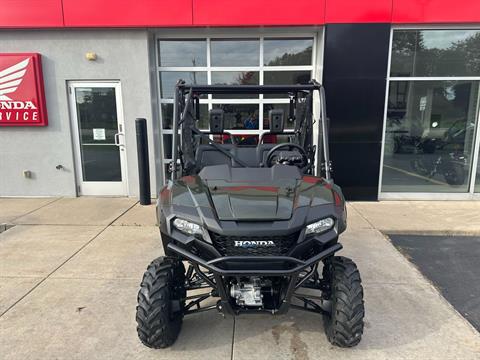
[{"x1": 136, "y1": 80, "x2": 365, "y2": 349}]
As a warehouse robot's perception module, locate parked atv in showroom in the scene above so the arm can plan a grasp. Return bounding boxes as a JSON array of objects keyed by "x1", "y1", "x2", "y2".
[{"x1": 136, "y1": 80, "x2": 365, "y2": 349}]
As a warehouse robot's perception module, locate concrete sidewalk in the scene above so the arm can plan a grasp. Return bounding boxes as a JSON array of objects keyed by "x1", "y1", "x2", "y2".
[
  {"x1": 0, "y1": 197, "x2": 479, "y2": 360},
  {"x1": 351, "y1": 201, "x2": 480, "y2": 235}
]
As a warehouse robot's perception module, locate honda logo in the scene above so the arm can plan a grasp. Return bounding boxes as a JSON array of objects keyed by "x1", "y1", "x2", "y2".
[
  {"x1": 0, "y1": 54, "x2": 48, "y2": 126},
  {"x1": 234, "y1": 240, "x2": 275, "y2": 248}
]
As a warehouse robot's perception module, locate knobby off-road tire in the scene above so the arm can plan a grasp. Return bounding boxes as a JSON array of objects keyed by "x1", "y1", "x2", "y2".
[
  {"x1": 323, "y1": 256, "x2": 365, "y2": 347},
  {"x1": 136, "y1": 257, "x2": 186, "y2": 348}
]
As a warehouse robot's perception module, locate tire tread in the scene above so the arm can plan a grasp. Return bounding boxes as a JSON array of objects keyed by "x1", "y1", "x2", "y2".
[
  {"x1": 323, "y1": 256, "x2": 365, "y2": 348},
  {"x1": 136, "y1": 257, "x2": 185, "y2": 349}
]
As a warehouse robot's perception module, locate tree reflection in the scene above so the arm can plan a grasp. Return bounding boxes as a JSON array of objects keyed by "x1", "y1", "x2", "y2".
[
  {"x1": 391, "y1": 30, "x2": 480, "y2": 77},
  {"x1": 265, "y1": 46, "x2": 313, "y2": 67}
]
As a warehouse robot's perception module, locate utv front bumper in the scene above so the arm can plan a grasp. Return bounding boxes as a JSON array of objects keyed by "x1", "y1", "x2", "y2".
[
  {"x1": 162, "y1": 225, "x2": 342, "y2": 276},
  {"x1": 167, "y1": 241, "x2": 341, "y2": 276}
]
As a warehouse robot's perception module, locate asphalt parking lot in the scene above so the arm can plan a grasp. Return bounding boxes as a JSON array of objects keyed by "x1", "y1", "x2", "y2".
[
  {"x1": 0, "y1": 198, "x2": 479, "y2": 360},
  {"x1": 389, "y1": 234, "x2": 480, "y2": 331}
]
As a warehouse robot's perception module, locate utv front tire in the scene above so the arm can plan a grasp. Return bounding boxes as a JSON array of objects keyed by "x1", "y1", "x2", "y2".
[
  {"x1": 323, "y1": 256, "x2": 365, "y2": 347},
  {"x1": 136, "y1": 257, "x2": 186, "y2": 348}
]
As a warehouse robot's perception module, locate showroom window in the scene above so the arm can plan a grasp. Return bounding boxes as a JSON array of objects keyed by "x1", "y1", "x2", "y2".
[
  {"x1": 156, "y1": 36, "x2": 318, "y2": 179},
  {"x1": 381, "y1": 29, "x2": 480, "y2": 197}
]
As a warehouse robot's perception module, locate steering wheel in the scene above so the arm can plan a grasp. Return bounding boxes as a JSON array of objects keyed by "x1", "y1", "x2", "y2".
[{"x1": 265, "y1": 143, "x2": 308, "y2": 168}]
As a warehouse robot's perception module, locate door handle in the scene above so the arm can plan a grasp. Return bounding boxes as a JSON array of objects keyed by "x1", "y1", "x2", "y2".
[{"x1": 114, "y1": 132, "x2": 125, "y2": 147}]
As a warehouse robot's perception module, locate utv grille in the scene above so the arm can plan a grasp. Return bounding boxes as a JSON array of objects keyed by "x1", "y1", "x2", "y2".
[{"x1": 209, "y1": 232, "x2": 299, "y2": 256}]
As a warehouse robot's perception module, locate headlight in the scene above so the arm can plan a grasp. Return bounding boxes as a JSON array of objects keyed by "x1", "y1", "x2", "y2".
[
  {"x1": 172, "y1": 218, "x2": 203, "y2": 236},
  {"x1": 305, "y1": 217, "x2": 334, "y2": 235}
]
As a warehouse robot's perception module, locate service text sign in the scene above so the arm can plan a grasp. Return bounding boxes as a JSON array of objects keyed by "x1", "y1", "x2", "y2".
[{"x1": 0, "y1": 53, "x2": 48, "y2": 126}]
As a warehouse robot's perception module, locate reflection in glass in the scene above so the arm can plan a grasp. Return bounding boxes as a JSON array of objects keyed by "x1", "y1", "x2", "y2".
[
  {"x1": 210, "y1": 134, "x2": 259, "y2": 146},
  {"x1": 260, "y1": 134, "x2": 294, "y2": 145},
  {"x1": 211, "y1": 71, "x2": 259, "y2": 85},
  {"x1": 161, "y1": 104, "x2": 173, "y2": 129},
  {"x1": 196, "y1": 104, "x2": 209, "y2": 129},
  {"x1": 264, "y1": 38, "x2": 313, "y2": 66},
  {"x1": 75, "y1": 87, "x2": 122, "y2": 182},
  {"x1": 161, "y1": 103, "x2": 208, "y2": 130},
  {"x1": 159, "y1": 72, "x2": 207, "y2": 98},
  {"x1": 158, "y1": 40, "x2": 207, "y2": 67},
  {"x1": 264, "y1": 71, "x2": 311, "y2": 98},
  {"x1": 76, "y1": 88, "x2": 118, "y2": 144},
  {"x1": 211, "y1": 39, "x2": 259, "y2": 66},
  {"x1": 164, "y1": 162, "x2": 172, "y2": 178},
  {"x1": 391, "y1": 30, "x2": 480, "y2": 77},
  {"x1": 211, "y1": 71, "x2": 259, "y2": 99},
  {"x1": 81, "y1": 145, "x2": 122, "y2": 181},
  {"x1": 212, "y1": 104, "x2": 259, "y2": 131},
  {"x1": 163, "y1": 134, "x2": 172, "y2": 159},
  {"x1": 263, "y1": 104, "x2": 294, "y2": 129},
  {"x1": 382, "y1": 80, "x2": 479, "y2": 193}
]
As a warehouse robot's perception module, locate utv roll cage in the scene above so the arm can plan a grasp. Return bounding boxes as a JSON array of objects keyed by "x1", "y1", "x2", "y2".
[{"x1": 170, "y1": 80, "x2": 332, "y2": 181}]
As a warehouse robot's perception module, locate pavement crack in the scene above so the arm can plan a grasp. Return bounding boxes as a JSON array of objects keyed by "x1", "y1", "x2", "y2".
[
  {"x1": 10, "y1": 197, "x2": 63, "y2": 222},
  {"x1": 348, "y1": 202, "x2": 376, "y2": 229},
  {"x1": 0, "y1": 224, "x2": 109, "y2": 318},
  {"x1": 0, "y1": 201, "x2": 138, "y2": 318}
]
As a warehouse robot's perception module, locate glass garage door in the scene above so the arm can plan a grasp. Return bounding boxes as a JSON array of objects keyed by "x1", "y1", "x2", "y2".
[
  {"x1": 380, "y1": 29, "x2": 480, "y2": 198},
  {"x1": 155, "y1": 33, "x2": 321, "y2": 180}
]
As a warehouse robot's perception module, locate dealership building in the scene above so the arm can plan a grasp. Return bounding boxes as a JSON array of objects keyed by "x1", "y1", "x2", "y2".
[{"x1": 1, "y1": 0, "x2": 480, "y2": 200}]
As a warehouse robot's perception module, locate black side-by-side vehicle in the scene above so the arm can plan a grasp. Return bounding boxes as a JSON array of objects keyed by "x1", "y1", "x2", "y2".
[{"x1": 136, "y1": 80, "x2": 365, "y2": 349}]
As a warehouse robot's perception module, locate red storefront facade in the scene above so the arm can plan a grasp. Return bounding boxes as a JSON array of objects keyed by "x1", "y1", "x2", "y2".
[
  {"x1": 1, "y1": 1, "x2": 480, "y2": 200},
  {"x1": 1, "y1": 0, "x2": 480, "y2": 28}
]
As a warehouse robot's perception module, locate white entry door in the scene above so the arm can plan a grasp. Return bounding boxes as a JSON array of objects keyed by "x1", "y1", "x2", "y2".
[{"x1": 69, "y1": 82, "x2": 128, "y2": 196}]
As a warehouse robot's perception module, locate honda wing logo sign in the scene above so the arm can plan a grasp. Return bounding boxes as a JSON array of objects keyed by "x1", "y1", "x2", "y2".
[
  {"x1": 0, "y1": 58, "x2": 30, "y2": 101},
  {"x1": 0, "y1": 54, "x2": 48, "y2": 126}
]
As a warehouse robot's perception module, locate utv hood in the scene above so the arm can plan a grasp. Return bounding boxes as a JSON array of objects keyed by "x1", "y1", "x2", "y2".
[
  {"x1": 207, "y1": 179, "x2": 297, "y2": 221},
  {"x1": 167, "y1": 165, "x2": 335, "y2": 222}
]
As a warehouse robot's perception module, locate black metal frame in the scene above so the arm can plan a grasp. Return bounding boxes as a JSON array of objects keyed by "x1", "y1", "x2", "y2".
[
  {"x1": 180, "y1": 84, "x2": 321, "y2": 94},
  {"x1": 179, "y1": 263, "x2": 333, "y2": 316},
  {"x1": 170, "y1": 80, "x2": 332, "y2": 182},
  {"x1": 168, "y1": 240, "x2": 341, "y2": 316}
]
